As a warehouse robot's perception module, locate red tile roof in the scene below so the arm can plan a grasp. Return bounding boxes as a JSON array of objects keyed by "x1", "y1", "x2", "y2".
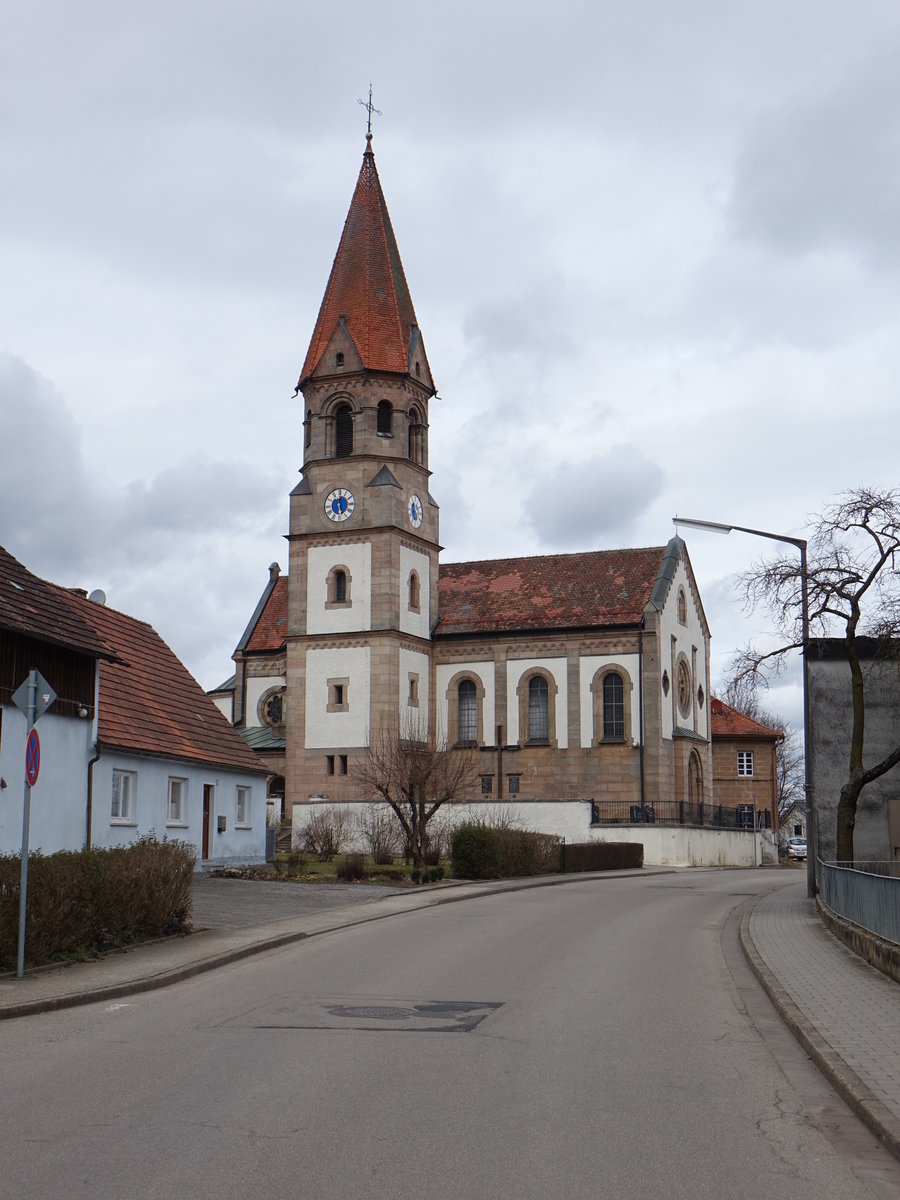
[
  {"x1": 0, "y1": 545, "x2": 114, "y2": 659},
  {"x1": 298, "y1": 140, "x2": 433, "y2": 390},
  {"x1": 710, "y1": 697, "x2": 783, "y2": 741},
  {"x1": 434, "y1": 548, "x2": 667, "y2": 635},
  {"x1": 54, "y1": 588, "x2": 266, "y2": 774},
  {"x1": 245, "y1": 576, "x2": 289, "y2": 653}
]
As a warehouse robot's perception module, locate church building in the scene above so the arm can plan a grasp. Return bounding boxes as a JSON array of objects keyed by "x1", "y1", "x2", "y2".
[{"x1": 217, "y1": 133, "x2": 713, "y2": 835}]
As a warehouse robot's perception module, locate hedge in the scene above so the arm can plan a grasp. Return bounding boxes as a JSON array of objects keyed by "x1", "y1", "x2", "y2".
[
  {"x1": 0, "y1": 835, "x2": 196, "y2": 970},
  {"x1": 451, "y1": 824, "x2": 561, "y2": 879},
  {"x1": 561, "y1": 841, "x2": 643, "y2": 872}
]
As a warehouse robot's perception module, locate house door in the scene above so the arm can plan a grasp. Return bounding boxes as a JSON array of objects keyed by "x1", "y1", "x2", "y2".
[{"x1": 202, "y1": 784, "x2": 214, "y2": 859}]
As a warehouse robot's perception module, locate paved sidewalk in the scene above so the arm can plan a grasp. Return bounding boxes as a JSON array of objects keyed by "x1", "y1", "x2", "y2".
[{"x1": 740, "y1": 879, "x2": 900, "y2": 1162}]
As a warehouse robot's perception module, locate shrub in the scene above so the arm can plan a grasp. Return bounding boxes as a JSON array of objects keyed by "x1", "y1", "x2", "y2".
[
  {"x1": 299, "y1": 806, "x2": 350, "y2": 860},
  {"x1": 336, "y1": 853, "x2": 368, "y2": 882},
  {"x1": 0, "y1": 836, "x2": 196, "y2": 971},
  {"x1": 451, "y1": 824, "x2": 561, "y2": 879},
  {"x1": 410, "y1": 867, "x2": 422, "y2": 884},
  {"x1": 356, "y1": 805, "x2": 402, "y2": 865},
  {"x1": 562, "y1": 842, "x2": 644, "y2": 872}
]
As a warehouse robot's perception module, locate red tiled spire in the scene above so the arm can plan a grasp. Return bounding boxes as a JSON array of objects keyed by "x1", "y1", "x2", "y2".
[{"x1": 298, "y1": 137, "x2": 433, "y2": 390}]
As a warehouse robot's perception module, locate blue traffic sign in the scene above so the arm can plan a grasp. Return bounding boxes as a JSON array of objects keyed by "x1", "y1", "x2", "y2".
[{"x1": 25, "y1": 728, "x2": 40, "y2": 787}]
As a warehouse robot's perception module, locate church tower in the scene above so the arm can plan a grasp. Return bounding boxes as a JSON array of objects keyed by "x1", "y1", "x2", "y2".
[{"x1": 285, "y1": 132, "x2": 438, "y2": 803}]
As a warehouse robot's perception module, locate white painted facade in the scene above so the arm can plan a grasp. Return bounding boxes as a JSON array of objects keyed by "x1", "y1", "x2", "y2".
[
  {"x1": 435, "y1": 659, "x2": 495, "y2": 746},
  {"x1": 399, "y1": 647, "x2": 430, "y2": 735},
  {"x1": 506, "y1": 657, "x2": 568, "y2": 748},
  {"x1": 307, "y1": 543, "x2": 372, "y2": 634},
  {"x1": 305, "y1": 645, "x2": 371, "y2": 747},
  {"x1": 90, "y1": 751, "x2": 266, "y2": 863},
  {"x1": 399, "y1": 545, "x2": 431, "y2": 638},
  {"x1": 658, "y1": 561, "x2": 710, "y2": 742},
  {"x1": 245, "y1": 672, "x2": 286, "y2": 725},
  {"x1": 579, "y1": 654, "x2": 642, "y2": 748}
]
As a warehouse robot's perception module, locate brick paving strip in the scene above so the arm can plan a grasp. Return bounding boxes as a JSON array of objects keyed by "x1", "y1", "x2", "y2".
[{"x1": 741, "y1": 879, "x2": 900, "y2": 1162}]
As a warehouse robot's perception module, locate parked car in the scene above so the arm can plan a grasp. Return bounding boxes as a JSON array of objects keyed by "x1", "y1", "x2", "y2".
[{"x1": 782, "y1": 836, "x2": 807, "y2": 860}]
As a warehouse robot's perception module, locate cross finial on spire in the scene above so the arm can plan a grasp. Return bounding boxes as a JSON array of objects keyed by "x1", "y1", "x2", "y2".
[{"x1": 358, "y1": 83, "x2": 382, "y2": 141}]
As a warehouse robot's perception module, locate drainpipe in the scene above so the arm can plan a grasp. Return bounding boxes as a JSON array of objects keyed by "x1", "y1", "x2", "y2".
[
  {"x1": 86, "y1": 743, "x2": 102, "y2": 849},
  {"x1": 638, "y1": 622, "x2": 646, "y2": 812}
]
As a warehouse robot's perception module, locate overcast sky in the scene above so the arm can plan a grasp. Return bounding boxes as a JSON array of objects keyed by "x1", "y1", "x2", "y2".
[{"x1": 3, "y1": 1, "x2": 899, "y2": 733}]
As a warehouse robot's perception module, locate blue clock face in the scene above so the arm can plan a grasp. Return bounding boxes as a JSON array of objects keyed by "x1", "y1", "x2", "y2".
[
  {"x1": 409, "y1": 495, "x2": 423, "y2": 528},
  {"x1": 325, "y1": 488, "x2": 355, "y2": 522}
]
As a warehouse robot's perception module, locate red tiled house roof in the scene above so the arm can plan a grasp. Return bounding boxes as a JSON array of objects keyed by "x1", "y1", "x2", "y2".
[
  {"x1": 0, "y1": 545, "x2": 114, "y2": 660},
  {"x1": 55, "y1": 588, "x2": 267, "y2": 774},
  {"x1": 297, "y1": 139, "x2": 433, "y2": 391},
  {"x1": 710, "y1": 697, "x2": 783, "y2": 741},
  {"x1": 434, "y1": 547, "x2": 668, "y2": 636},
  {"x1": 245, "y1": 576, "x2": 288, "y2": 653}
]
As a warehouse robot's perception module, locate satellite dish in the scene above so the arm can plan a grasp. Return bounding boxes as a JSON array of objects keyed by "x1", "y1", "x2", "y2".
[{"x1": 87, "y1": 589, "x2": 107, "y2": 606}]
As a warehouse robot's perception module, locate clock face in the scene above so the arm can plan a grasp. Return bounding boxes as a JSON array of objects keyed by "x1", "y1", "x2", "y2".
[
  {"x1": 408, "y1": 494, "x2": 423, "y2": 528},
  {"x1": 325, "y1": 488, "x2": 355, "y2": 523}
]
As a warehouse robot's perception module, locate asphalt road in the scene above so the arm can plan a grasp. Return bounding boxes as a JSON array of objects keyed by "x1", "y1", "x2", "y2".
[{"x1": 3, "y1": 869, "x2": 899, "y2": 1200}]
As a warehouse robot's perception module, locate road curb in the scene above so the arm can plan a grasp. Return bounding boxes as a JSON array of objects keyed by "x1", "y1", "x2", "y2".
[
  {"x1": 0, "y1": 867, "x2": 672, "y2": 1021},
  {"x1": 739, "y1": 903, "x2": 900, "y2": 1164}
]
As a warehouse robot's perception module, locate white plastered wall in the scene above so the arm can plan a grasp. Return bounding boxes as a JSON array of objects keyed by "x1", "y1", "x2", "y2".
[
  {"x1": 658, "y1": 558, "x2": 710, "y2": 741},
  {"x1": 305, "y1": 645, "x2": 371, "y2": 748},
  {"x1": 506, "y1": 657, "x2": 568, "y2": 748},
  {"x1": 399, "y1": 648, "x2": 430, "y2": 737},
  {"x1": 245, "y1": 674, "x2": 285, "y2": 725},
  {"x1": 579, "y1": 654, "x2": 642, "y2": 748},
  {"x1": 306, "y1": 543, "x2": 372, "y2": 634},
  {"x1": 435, "y1": 660, "x2": 495, "y2": 747},
  {"x1": 399, "y1": 546, "x2": 430, "y2": 638}
]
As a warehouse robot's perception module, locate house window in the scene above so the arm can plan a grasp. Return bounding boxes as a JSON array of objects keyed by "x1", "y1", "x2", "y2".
[
  {"x1": 481, "y1": 776, "x2": 493, "y2": 795},
  {"x1": 458, "y1": 679, "x2": 477, "y2": 746},
  {"x1": 737, "y1": 751, "x2": 754, "y2": 777},
  {"x1": 336, "y1": 352, "x2": 344, "y2": 366},
  {"x1": 507, "y1": 775, "x2": 520, "y2": 795},
  {"x1": 334, "y1": 569, "x2": 347, "y2": 603},
  {"x1": 326, "y1": 755, "x2": 335, "y2": 775},
  {"x1": 377, "y1": 400, "x2": 393, "y2": 435},
  {"x1": 528, "y1": 675, "x2": 549, "y2": 742},
  {"x1": 335, "y1": 403, "x2": 353, "y2": 457},
  {"x1": 602, "y1": 672, "x2": 625, "y2": 740},
  {"x1": 260, "y1": 688, "x2": 285, "y2": 727},
  {"x1": 408, "y1": 571, "x2": 420, "y2": 612},
  {"x1": 167, "y1": 777, "x2": 187, "y2": 823},
  {"x1": 409, "y1": 674, "x2": 419, "y2": 706},
  {"x1": 676, "y1": 659, "x2": 692, "y2": 719},
  {"x1": 328, "y1": 679, "x2": 349, "y2": 712},
  {"x1": 111, "y1": 770, "x2": 136, "y2": 822},
  {"x1": 339, "y1": 754, "x2": 348, "y2": 775},
  {"x1": 236, "y1": 785, "x2": 250, "y2": 826}
]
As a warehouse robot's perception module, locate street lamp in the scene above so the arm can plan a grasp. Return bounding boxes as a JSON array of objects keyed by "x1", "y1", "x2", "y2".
[{"x1": 673, "y1": 516, "x2": 815, "y2": 897}]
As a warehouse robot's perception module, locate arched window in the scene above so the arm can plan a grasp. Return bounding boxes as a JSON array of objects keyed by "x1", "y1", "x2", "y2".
[
  {"x1": 458, "y1": 679, "x2": 477, "y2": 746},
  {"x1": 305, "y1": 410, "x2": 312, "y2": 448},
  {"x1": 528, "y1": 676, "x2": 549, "y2": 742},
  {"x1": 408, "y1": 407, "x2": 424, "y2": 464},
  {"x1": 335, "y1": 404, "x2": 353, "y2": 457},
  {"x1": 377, "y1": 400, "x2": 393, "y2": 435},
  {"x1": 408, "y1": 570, "x2": 420, "y2": 611},
  {"x1": 602, "y1": 672, "x2": 624, "y2": 739},
  {"x1": 326, "y1": 565, "x2": 352, "y2": 608},
  {"x1": 677, "y1": 588, "x2": 687, "y2": 625}
]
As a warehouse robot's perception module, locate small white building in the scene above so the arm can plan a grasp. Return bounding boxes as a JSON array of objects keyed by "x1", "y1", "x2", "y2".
[{"x1": 0, "y1": 545, "x2": 268, "y2": 865}]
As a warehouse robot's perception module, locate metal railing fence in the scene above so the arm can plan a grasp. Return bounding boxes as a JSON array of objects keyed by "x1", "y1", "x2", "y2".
[
  {"x1": 818, "y1": 859, "x2": 900, "y2": 945},
  {"x1": 589, "y1": 799, "x2": 771, "y2": 831}
]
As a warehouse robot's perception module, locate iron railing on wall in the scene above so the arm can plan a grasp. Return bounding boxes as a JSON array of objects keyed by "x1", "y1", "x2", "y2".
[
  {"x1": 818, "y1": 860, "x2": 900, "y2": 945},
  {"x1": 589, "y1": 800, "x2": 771, "y2": 830}
]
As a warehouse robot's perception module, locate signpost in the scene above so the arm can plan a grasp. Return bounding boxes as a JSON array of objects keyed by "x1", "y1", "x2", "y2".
[{"x1": 11, "y1": 669, "x2": 56, "y2": 979}]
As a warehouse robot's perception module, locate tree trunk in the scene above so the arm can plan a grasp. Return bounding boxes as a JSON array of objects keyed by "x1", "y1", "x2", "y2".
[{"x1": 835, "y1": 775, "x2": 863, "y2": 862}]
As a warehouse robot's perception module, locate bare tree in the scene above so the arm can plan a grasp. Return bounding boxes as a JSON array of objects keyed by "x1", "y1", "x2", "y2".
[
  {"x1": 734, "y1": 486, "x2": 900, "y2": 860},
  {"x1": 352, "y1": 720, "x2": 478, "y2": 868}
]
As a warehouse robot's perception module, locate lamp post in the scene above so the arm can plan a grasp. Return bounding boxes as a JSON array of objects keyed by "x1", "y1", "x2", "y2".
[{"x1": 672, "y1": 517, "x2": 815, "y2": 897}]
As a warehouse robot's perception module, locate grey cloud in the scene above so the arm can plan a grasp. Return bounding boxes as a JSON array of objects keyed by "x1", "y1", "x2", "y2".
[
  {"x1": 729, "y1": 46, "x2": 900, "y2": 271},
  {"x1": 524, "y1": 449, "x2": 666, "y2": 549},
  {"x1": 462, "y1": 275, "x2": 577, "y2": 363}
]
